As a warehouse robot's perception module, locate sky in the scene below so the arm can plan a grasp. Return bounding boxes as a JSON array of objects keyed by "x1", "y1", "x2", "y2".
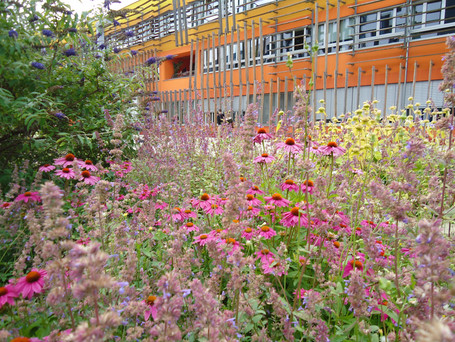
[{"x1": 60, "y1": 0, "x2": 138, "y2": 15}]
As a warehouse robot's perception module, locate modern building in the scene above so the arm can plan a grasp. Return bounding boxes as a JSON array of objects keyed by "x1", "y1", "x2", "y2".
[{"x1": 105, "y1": 0, "x2": 455, "y2": 123}]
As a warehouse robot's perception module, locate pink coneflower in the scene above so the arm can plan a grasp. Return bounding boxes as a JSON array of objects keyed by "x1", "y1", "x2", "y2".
[
  {"x1": 301, "y1": 179, "x2": 315, "y2": 194},
  {"x1": 15, "y1": 269, "x2": 47, "y2": 299},
  {"x1": 38, "y1": 164, "x2": 55, "y2": 172},
  {"x1": 171, "y1": 207, "x2": 186, "y2": 221},
  {"x1": 10, "y1": 337, "x2": 42, "y2": 342},
  {"x1": 79, "y1": 170, "x2": 100, "y2": 185},
  {"x1": 342, "y1": 253, "x2": 373, "y2": 278},
  {"x1": 193, "y1": 233, "x2": 212, "y2": 246},
  {"x1": 0, "y1": 284, "x2": 18, "y2": 308},
  {"x1": 136, "y1": 184, "x2": 151, "y2": 200},
  {"x1": 264, "y1": 193, "x2": 290, "y2": 207},
  {"x1": 205, "y1": 203, "x2": 224, "y2": 216},
  {"x1": 256, "y1": 248, "x2": 275, "y2": 264},
  {"x1": 280, "y1": 179, "x2": 299, "y2": 192},
  {"x1": 215, "y1": 196, "x2": 229, "y2": 206},
  {"x1": 191, "y1": 193, "x2": 213, "y2": 211},
  {"x1": 253, "y1": 153, "x2": 275, "y2": 164},
  {"x1": 55, "y1": 167, "x2": 76, "y2": 180},
  {"x1": 54, "y1": 153, "x2": 82, "y2": 167},
  {"x1": 183, "y1": 209, "x2": 197, "y2": 219},
  {"x1": 276, "y1": 138, "x2": 303, "y2": 154},
  {"x1": 143, "y1": 295, "x2": 158, "y2": 321},
  {"x1": 319, "y1": 141, "x2": 346, "y2": 157},
  {"x1": 241, "y1": 227, "x2": 255, "y2": 239},
  {"x1": 247, "y1": 185, "x2": 264, "y2": 195},
  {"x1": 183, "y1": 222, "x2": 199, "y2": 232},
  {"x1": 115, "y1": 161, "x2": 133, "y2": 177},
  {"x1": 253, "y1": 127, "x2": 273, "y2": 143},
  {"x1": 246, "y1": 194, "x2": 262, "y2": 206},
  {"x1": 262, "y1": 259, "x2": 287, "y2": 276},
  {"x1": 280, "y1": 207, "x2": 308, "y2": 227},
  {"x1": 15, "y1": 191, "x2": 41, "y2": 203},
  {"x1": 1, "y1": 202, "x2": 11, "y2": 209},
  {"x1": 257, "y1": 225, "x2": 276, "y2": 239},
  {"x1": 155, "y1": 200, "x2": 168, "y2": 210},
  {"x1": 246, "y1": 205, "x2": 261, "y2": 216},
  {"x1": 218, "y1": 238, "x2": 242, "y2": 254},
  {"x1": 81, "y1": 160, "x2": 98, "y2": 171}
]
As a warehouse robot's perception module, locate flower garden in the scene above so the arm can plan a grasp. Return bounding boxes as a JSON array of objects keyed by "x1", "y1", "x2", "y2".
[{"x1": 1, "y1": 1, "x2": 455, "y2": 342}]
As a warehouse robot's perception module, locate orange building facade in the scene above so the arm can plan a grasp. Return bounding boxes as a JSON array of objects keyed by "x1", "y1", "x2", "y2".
[{"x1": 105, "y1": 0, "x2": 455, "y2": 123}]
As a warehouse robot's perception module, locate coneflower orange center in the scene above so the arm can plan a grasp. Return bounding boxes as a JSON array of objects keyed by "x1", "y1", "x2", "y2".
[
  {"x1": 65, "y1": 153, "x2": 75, "y2": 161},
  {"x1": 303, "y1": 180, "x2": 314, "y2": 187},
  {"x1": 44, "y1": 164, "x2": 50, "y2": 167},
  {"x1": 285, "y1": 179, "x2": 294, "y2": 185},
  {"x1": 211, "y1": 204, "x2": 218, "y2": 209},
  {"x1": 226, "y1": 238, "x2": 236, "y2": 244},
  {"x1": 0, "y1": 287, "x2": 7, "y2": 296},
  {"x1": 62, "y1": 168, "x2": 70, "y2": 173},
  {"x1": 261, "y1": 226, "x2": 270, "y2": 232},
  {"x1": 245, "y1": 227, "x2": 252, "y2": 233},
  {"x1": 350, "y1": 260, "x2": 363, "y2": 269},
  {"x1": 81, "y1": 171, "x2": 90, "y2": 178},
  {"x1": 200, "y1": 193, "x2": 210, "y2": 201},
  {"x1": 271, "y1": 193, "x2": 283, "y2": 201},
  {"x1": 24, "y1": 192, "x2": 32, "y2": 197},
  {"x1": 252, "y1": 186, "x2": 259, "y2": 191},
  {"x1": 246, "y1": 194, "x2": 254, "y2": 200},
  {"x1": 333, "y1": 241, "x2": 340, "y2": 248},
  {"x1": 10, "y1": 338, "x2": 31, "y2": 342},
  {"x1": 173, "y1": 207, "x2": 181, "y2": 212},
  {"x1": 285, "y1": 138, "x2": 295, "y2": 145},
  {"x1": 200, "y1": 234, "x2": 208, "y2": 240},
  {"x1": 258, "y1": 128, "x2": 267, "y2": 134},
  {"x1": 216, "y1": 229, "x2": 223, "y2": 233},
  {"x1": 327, "y1": 141, "x2": 338, "y2": 147},
  {"x1": 247, "y1": 206, "x2": 253, "y2": 210},
  {"x1": 146, "y1": 295, "x2": 157, "y2": 305},
  {"x1": 186, "y1": 222, "x2": 194, "y2": 227},
  {"x1": 261, "y1": 249, "x2": 270, "y2": 254},
  {"x1": 85, "y1": 160, "x2": 93, "y2": 165},
  {"x1": 290, "y1": 207, "x2": 300, "y2": 216},
  {"x1": 26, "y1": 271, "x2": 41, "y2": 283},
  {"x1": 240, "y1": 177, "x2": 245, "y2": 182},
  {"x1": 261, "y1": 153, "x2": 269, "y2": 158},
  {"x1": 184, "y1": 209, "x2": 192, "y2": 214}
]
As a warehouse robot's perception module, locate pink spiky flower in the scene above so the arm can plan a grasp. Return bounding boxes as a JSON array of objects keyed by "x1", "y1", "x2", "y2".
[
  {"x1": 253, "y1": 127, "x2": 273, "y2": 143},
  {"x1": 15, "y1": 191, "x2": 41, "y2": 203},
  {"x1": 257, "y1": 225, "x2": 277, "y2": 239},
  {"x1": 256, "y1": 248, "x2": 275, "y2": 264},
  {"x1": 205, "y1": 203, "x2": 224, "y2": 216},
  {"x1": 241, "y1": 227, "x2": 255, "y2": 239},
  {"x1": 280, "y1": 179, "x2": 299, "y2": 192},
  {"x1": 38, "y1": 164, "x2": 55, "y2": 172},
  {"x1": 343, "y1": 253, "x2": 368, "y2": 278},
  {"x1": 247, "y1": 185, "x2": 264, "y2": 195},
  {"x1": 245, "y1": 205, "x2": 261, "y2": 216},
  {"x1": 193, "y1": 233, "x2": 212, "y2": 246},
  {"x1": 81, "y1": 159, "x2": 98, "y2": 171},
  {"x1": 264, "y1": 193, "x2": 290, "y2": 207},
  {"x1": 143, "y1": 295, "x2": 158, "y2": 321},
  {"x1": 0, "y1": 284, "x2": 18, "y2": 308},
  {"x1": 246, "y1": 194, "x2": 262, "y2": 206},
  {"x1": 54, "y1": 153, "x2": 83, "y2": 167},
  {"x1": 276, "y1": 138, "x2": 303, "y2": 154},
  {"x1": 191, "y1": 193, "x2": 213, "y2": 211},
  {"x1": 301, "y1": 179, "x2": 315, "y2": 194},
  {"x1": 319, "y1": 141, "x2": 346, "y2": 157},
  {"x1": 14, "y1": 268, "x2": 47, "y2": 299},
  {"x1": 253, "y1": 153, "x2": 275, "y2": 164},
  {"x1": 55, "y1": 167, "x2": 76, "y2": 180},
  {"x1": 79, "y1": 170, "x2": 100, "y2": 185},
  {"x1": 280, "y1": 207, "x2": 308, "y2": 227},
  {"x1": 182, "y1": 222, "x2": 200, "y2": 232}
]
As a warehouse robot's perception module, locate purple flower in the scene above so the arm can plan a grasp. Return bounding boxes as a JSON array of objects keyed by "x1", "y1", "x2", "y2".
[
  {"x1": 8, "y1": 29, "x2": 18, "y2": 38},
  {"x1": 68, "y1": 27, "x2": 78, "y2": 33},
  {"x1": 114, "y1": 47, "x2": 120, "y2": 53},
  {"x1": 113, "y1": 19, "x2": 120, "y2": 26},
  {"x1": 42, "y1": 29, "x2": 53, "y2": 37},
  {"x1": 145, "y1": 57, "x2": 157, "y2": 65},
  {"x1": 63, "y1": 48, "x2": 77, "y2": 57},
  {"x1": 55, "y1": 112, "x2": 66, "y2": 119},
  {"x1": 165, "y1": 54, "x2": 175, "y2": 60},
  {"x1": 161, "y1": 110, "x2": 168, "y2": 113},
  {"x1": 31, "y1": 62, "x2": 45, "y2": 70},
  {"x1": 131, "y1": 50, "x2": 138, "y2": 56},
  {"x1": 150, "y1": 97, "x2": 160, "y2": 101},
  {"x1": 29, "y1": 14, "x2": 39, "y2": 22},
  {"x1": 99, "y1": 44, "x2": 106, "y2": 50},
  {"x1": 125, "y1": 30, "x2": 134, "y2": 37}
]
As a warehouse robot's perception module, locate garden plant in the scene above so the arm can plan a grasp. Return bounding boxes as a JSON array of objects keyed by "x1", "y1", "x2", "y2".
[{"x1": 0, "y1": 0, "x2": 455, "y2": 341}]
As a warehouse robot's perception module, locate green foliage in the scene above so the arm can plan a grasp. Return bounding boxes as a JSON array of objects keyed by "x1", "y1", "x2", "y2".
[{"x1": 0, "y1": 0, "x2": 142, "y2": 190}]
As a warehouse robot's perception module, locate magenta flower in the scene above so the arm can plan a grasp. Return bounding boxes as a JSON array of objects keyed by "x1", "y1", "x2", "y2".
[
  {"x1": 1, "y1": 202, "x2": 11, "y2": 209},
  {"x1": 342, "y1": 253, "x2": 372, "y2": 278},
  {"x1": 143, "y1": 295, "x2": 158, "y2": 321},
  {"x1": 15, "y1": 268, "x2": 47, "y2": 299},
  {"x1": 218, "y1": 238, "x2": 242, "y2": 255},
  {"x1": 54, "y1": 153, "x2": 83, "y2": 167},
  {"x1": 245, "y1": 205, "x2": 261, "y2": 216},
  {"x1": 276, "y1": 138, "x2": 303, "y2": 154},
  {"x1": 38, "y1": 164, "x2": 55, "y2": 172},
  {"x1": 136, "y1": 184, "x2": 151, "y2": 200},
  {"x1": 205, "y1": 203, "x2": 224, "y2": 216},
  {"x1": 79, "y1": 170, "x2": 100, "y2": 185},
  {"x1": 0, "y1": 284, "x2": 18, "y2": 308},
  {"x1": 246, "y1": 194, "x2": 262, "y2": 206},
  {"x1": 262, "y1": 259, "x2": 287, "y2": 276},
  {"x1": 301, "y1": 179, "x2": 315, "y2": 194},
  {"x1": 193, "y1": 233, "x2": 212, "y2": 246},
  {"x1": 183, "y1": 208, "x2": 197, "y2": 219},
  {"x1": 241, "y1": 227, "x2": 255, "y2": 239},
  {"x1": 191, "y1": 193, "x2": 213, "y2": 211},
  {"x1": 253, "y1": 153, "x2": 275, "y2": 164},
  {"x1": 256, "y1": 248, "x2": 275, "y2": 264},
  {"x1": 171, "y1": 207, "x2": 186, "y2": 222},
  {"x1": 81, "y1": 159, "x2": 98, "y2": 171},
  {"x1": 15, "y1": 191, "x2": 41, "y2": 203},
  {"x1": 155, "y1": 200, "x2": 168, "y2": 210},
  {"x1": 319, "y1": 141, "x2": 346, "y2": 157},
  {"x1": 247, "y1": 185, "x2": 264, "y2": 195},
  {"x1": 280, "y1": 207, "x2": 308, "y2": 227},
  {"x1": 264, "y1": 193, "x2": 290, "y2": 207},
  {"x1": 182, "y1": 222, "x2": 199, "y2": 232},
  {"x1": 257, "y1": 225, "x2": 276, "y2": 239},
  {"x1": 253, "y1": 127, "x2": 273, "y2": 143},
  {"x1": 55, "y1": 167, "x2": 76, "y2": 180},
  {"x1": 280, "y1": 179, "x2": 299, "y2": 192}
]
